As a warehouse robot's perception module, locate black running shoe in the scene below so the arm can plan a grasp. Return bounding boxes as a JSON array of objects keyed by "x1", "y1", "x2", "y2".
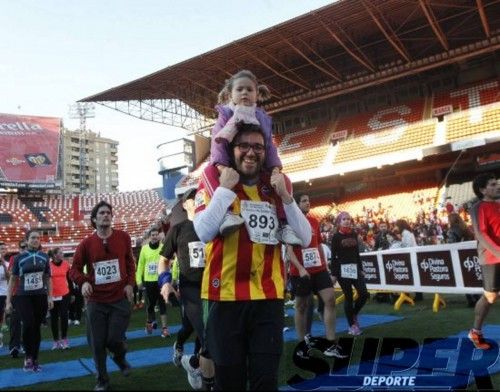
[{"x1": 112, "y1": 355, "x2": 131, "y2": 376}]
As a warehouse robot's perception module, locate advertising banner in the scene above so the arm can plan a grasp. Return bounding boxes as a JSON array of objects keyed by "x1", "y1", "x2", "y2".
[
  {"x1": 360, "y1": 241, "x2": 482, "y2": 294},
  {"x1": 0, "y1": 113, "x2": 61, "y2": 189}
]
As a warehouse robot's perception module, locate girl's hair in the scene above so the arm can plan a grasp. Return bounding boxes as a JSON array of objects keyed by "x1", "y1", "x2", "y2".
[
  {"x1": 395, "y1": 219, "x2": 411, "y2": 232},
  {"x1": 217, "y1": 70, "x2": 271, "y2": 104},
  {"x1": 48, "y1": 247, "x2": 61, "y2": 260},
  {"x1": 448, "y1": 212, "x2": 465, "y2": 229},
  {"x1": 335, "y1": 211, "x2": 351, "y2": 226},
  {"x1": 448, "y1": 212, "x2": 473, "y2": 239}
]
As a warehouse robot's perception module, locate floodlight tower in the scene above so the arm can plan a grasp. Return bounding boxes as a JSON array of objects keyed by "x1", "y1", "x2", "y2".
[{"x1": 69, "y1": 103, "x2": 95, "y2": 193}]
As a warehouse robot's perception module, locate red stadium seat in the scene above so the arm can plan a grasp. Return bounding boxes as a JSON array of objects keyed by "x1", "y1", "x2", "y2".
[{"x1": 0, "y1": 190, "x2": 168, "y2": 252}]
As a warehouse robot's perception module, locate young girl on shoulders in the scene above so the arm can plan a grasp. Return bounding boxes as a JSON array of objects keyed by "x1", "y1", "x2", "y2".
[{"x1": 201, "y1": 69, "x2": 301, "y2": 244}]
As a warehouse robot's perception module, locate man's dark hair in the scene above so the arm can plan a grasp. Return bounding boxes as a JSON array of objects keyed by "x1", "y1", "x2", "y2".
[
  {"x1": 472, "y1": 172, "x2": 496, "y2": 199},
  {"x1": 18, "y1": 239, "x2": 27, "y2": 248},
  {"x1": 90, "y1": 200, "x2": 113, "y2": 229},
  {"x1": 181, "y1": 188, "x2": 197, "y2": 203},
  {"x1": 231, "y1": 123, "x2": 266, "y2": 148},
  {"x1": 294, "y1": 193, "x2": 309, "y2": 205},
  {"x1": 0, "y1": 241, "x2": 5, "y2": 247}
]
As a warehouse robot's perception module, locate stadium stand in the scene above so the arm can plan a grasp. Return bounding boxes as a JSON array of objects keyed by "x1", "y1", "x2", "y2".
[
  {"x1": 160, "y1": 80, "x2": 499, "y2": 190},
  {"x1": 336, "y1": 100, "x2": 429, "y2": 165},
  {"x1": 335, "y1": 99, "x2": 427, "y2": 137},
  {"x1": 308, "y1": 184, "x2": 439, "y2": 223},
  {"x1": 432, "y1": 79, "x2": 499, "y2": 110},
  {"x1": 276, "y1": 121, "x2": 334, "y2": 173},
  {"x1": 173, "y1": 87, "x2": 494, "y2": 186},
  {"x1": 431, "y1": 79, "x2": 499, "y2": 142},
  {"x1": 333, "y1": 119, "x2": 436, "y2": 164},
  {"x1": 0, "y1": 190, "x2": 168, "y2": 252},
  {"x1": 444, "y1": 182, "x2": 475, "y2": 208},
  {"x1": 445, "y1": 102, "x2": 500, "y2": 142},
  {"x1": 2, "y1": 82, "x2": 496, "y2": 254}
]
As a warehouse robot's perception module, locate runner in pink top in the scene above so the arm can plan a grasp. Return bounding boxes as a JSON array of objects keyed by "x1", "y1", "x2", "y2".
[{"x1": 49, "y1": 248, "x2": 71, "y2": 350}]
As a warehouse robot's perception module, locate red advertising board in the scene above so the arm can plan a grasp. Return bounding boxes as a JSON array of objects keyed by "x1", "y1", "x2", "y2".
[{"x1": 0, "y1": 113, "x2": 61, "y2": 189}]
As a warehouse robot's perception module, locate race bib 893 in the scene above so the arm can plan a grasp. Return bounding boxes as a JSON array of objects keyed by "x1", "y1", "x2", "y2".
[{"x1": 240, "y1": 200, "x2": 278, "y2": 245}]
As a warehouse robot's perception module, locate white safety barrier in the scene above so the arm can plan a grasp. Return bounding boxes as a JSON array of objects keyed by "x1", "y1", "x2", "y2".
[{"x1": 359, "y1": 241, "x2": 483, "y2": 294}]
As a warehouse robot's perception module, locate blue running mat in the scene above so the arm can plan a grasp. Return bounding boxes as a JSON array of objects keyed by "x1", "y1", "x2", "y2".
[{"x1": 0, "y1": 314, "x2": 402, "y2": 389}]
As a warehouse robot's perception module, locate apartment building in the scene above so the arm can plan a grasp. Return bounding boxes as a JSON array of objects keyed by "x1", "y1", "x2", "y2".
[{"x1": 61, "y1": 129, "x2": 119, "y2": 193}]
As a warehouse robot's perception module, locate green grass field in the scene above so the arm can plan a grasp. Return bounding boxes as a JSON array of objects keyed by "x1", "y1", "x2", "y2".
[{"x1": 1, "y1": 294, "x2": 499, "y2": 391}]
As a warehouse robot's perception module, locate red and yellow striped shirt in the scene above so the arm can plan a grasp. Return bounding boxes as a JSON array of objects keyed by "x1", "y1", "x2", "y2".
[{"x1": 195, "y1": 180, "x2": 286, "y2": 301}]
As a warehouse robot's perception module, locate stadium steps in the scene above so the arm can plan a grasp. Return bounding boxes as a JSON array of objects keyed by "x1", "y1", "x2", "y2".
[{"x1": 19, "y1": 198, "x2": 49, "y2": 223}]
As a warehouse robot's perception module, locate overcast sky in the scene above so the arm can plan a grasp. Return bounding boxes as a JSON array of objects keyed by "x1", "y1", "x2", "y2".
[{"x1": 0, "y1": 0, "x2": 334, "y2": 191}]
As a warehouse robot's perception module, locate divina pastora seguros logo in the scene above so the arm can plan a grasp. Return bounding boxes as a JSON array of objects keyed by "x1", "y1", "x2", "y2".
[{"x1": 287, "y1": 336, "x2": 499, "y2": 390}]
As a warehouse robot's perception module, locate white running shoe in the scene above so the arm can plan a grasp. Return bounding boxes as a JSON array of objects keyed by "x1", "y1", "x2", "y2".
[
  {"x1": 276, "y1": 225, "x2": 302, "y2": 245},
  {"x1": 172, "y1": 341, "x2": 183, "y2": 367},
  {"x1": 348, "y1": 325, "x2": 362, "y2": 336},
  {"x1": 324, "y1": 343, "x2": 348, "y2": 358},
  {"x1": 181, "y1": 355, "x2": 203, "y2": 390},
  {"x1": 60, "y1": 338, "x2": 70, "y2": 350},
  {"x1": 219, "y1": 212, "x2": 244, "y2": 237}
]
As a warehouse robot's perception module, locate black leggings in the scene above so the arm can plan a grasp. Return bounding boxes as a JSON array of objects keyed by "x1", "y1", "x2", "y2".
[
  {"x1": 50, "y1": 294, "x2": 70, "y2": 340},
  {"x1": 144, "y1": 282, "x2": 166, "y2": 321},
  {"x1": 0, "y1": 296, "x2": 5, "y2": 324},
  {"x1": 177, "y1": 284, "x2": 204, "y2": 350},
  {"x1": 337, "y1": 276, "x2": 369, "y2": 327},
  {"x1": 9, "y1": 296, "x2": 22, "y2": 351},
  {"x1": 16, "y1": 295, "x2": 48, "y2": 360},
  {"x1": 133, "y1": 284, "x2": 143, "y2": 304},
  {"x1": 69, "y1": 290, "x2": 84, "y2": 321}
]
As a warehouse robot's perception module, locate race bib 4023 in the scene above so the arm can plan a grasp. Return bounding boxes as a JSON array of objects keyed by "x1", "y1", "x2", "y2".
[{"x1": 94, "y1": 259, "x2": 121, "y2": 285}]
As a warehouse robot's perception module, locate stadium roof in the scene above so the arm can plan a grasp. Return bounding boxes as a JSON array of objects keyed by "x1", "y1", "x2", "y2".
[{"x1": 81, "y1": 0, "x2": 500, "y2": 132}]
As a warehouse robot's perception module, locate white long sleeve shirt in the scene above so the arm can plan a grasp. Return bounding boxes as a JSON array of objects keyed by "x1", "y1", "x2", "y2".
[{"x1": 193, "y1": 186, "x2": 312, "y2": 247}]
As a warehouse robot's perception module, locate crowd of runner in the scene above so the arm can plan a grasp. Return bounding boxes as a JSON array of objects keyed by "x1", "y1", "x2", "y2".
[{"x1": 0, "y1": 70, "x2": 498, "y2": 391}]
